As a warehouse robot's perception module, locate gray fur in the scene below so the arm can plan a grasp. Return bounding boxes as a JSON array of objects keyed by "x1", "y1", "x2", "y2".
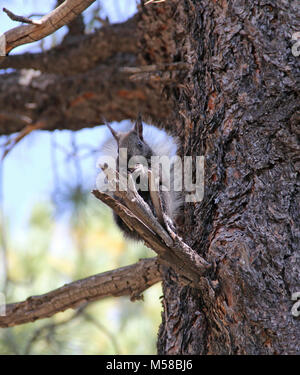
[{"x1": 96, "y1": 119, "x2": 183, "y2": 239}]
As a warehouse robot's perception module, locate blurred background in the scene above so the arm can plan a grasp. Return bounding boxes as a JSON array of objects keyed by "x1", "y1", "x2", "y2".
[{"x1": 0, "y1": 0, "x2": 162, "y2": 355}]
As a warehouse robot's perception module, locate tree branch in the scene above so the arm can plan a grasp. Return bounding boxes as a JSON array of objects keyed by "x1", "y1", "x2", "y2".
[
  {"x1": 0, "y1": 16, "x2": 139, "y2": 74},
  {"x1": 3, "y1": 8, "x2": 42, "y2": 25},
  {"x1": 2, "y1": 0, "x2": 97, "y2": 54},
  {"x1": 92, "y1": 165, "x2": 212, "y2": 288},
  {"x1": 0, "y1": 7, "x2": 178, "y2": 136},
  {"x1": 56, "y1": 0, "x2": 85, "y2": 43},
  {"x1": 0, "y1": 12, "x2": 174, "y2": 136},
  {"x1": 0, "y1": 63, "x2": 172, "y2": 135},
  {"x1": 0, "y1": 257, "x2": 161, "y2": 328}
]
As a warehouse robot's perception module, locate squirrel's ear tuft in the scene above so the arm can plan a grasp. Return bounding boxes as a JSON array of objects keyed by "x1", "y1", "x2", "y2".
[
  {"x1": 102, "y1": 117, "x2": 119, "y2": 142},
  {"x1": 106, "y1": 122, "x2": 120, "y2": 143},
  {"x1": 134, "y1": 113, "x2": 143, "y2": 140}
]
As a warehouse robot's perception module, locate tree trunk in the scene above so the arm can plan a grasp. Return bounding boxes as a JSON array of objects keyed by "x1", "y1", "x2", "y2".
[
  {"x1": 1, "y1": 0, "x2": 299, "y2": 354},
  {"x1": 143, "y1": 0, "x2": 299, "y2": 355}
]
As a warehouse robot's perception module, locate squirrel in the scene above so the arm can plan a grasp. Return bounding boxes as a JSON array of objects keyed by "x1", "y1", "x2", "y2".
[{"x1": 96, "y1": 115, "x2": 183, "y2": 241}]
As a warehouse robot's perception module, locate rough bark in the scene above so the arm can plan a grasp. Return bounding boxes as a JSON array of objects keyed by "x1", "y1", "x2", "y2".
[{"x1": 141, "y1": 0, "x2": 299, "y2": 355}]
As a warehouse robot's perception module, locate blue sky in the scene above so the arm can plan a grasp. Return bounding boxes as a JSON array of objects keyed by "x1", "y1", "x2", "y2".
[{"x1": 0, "y1": 1, "x2": 137, "y2": 233}]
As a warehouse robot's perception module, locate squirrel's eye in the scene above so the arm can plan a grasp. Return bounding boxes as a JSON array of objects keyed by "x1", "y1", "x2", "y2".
[{"x1": 138, "y1": 140, "x2": 143, "y2": 148}]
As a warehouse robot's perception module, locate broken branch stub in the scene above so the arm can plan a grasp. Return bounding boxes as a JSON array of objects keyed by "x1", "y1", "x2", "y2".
[{"x1": 93, "y1": 164, "x2": 211, "y2": 288}]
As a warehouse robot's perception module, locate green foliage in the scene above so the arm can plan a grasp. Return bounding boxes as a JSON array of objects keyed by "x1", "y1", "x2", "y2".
[{"x1": 0, "y1": 196, "x2": 162, "y2": 355}]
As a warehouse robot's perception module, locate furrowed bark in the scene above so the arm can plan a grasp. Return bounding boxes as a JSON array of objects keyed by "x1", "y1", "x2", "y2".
[{"x1": 150, "y1": 0, "x2": 299, "y2": 355}]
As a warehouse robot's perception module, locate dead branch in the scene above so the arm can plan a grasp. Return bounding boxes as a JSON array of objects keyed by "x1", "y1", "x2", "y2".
[
  {"x1": 92, "y1": 165, "x2": 212, "y2": 288},
  {"x1": 120, "y1": 62, "x2": 189, "y2": 82},
  {"x1": 3, "y1": 8, "x2": 42, "y2": 25},
  {"x1": 0, "y1": 257, "x2": 161, "y2": 328},
  {"x1": 145, "y1": 0, "x2": 166, "y2": 5},
  {"x1": 120, "y1": 62, "x2": 189, "y2": 74},
  {"x1": 1, "y1": 121, "x2": 46, "y2": 160},
  {"x1": 3, "y1": 0, "x2": 96, "y2": 54}
]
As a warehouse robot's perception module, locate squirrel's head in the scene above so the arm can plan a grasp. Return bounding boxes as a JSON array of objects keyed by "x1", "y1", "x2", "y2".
[{"x1": 106, "y1": 115, "x2": 153, "y2": 162}]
